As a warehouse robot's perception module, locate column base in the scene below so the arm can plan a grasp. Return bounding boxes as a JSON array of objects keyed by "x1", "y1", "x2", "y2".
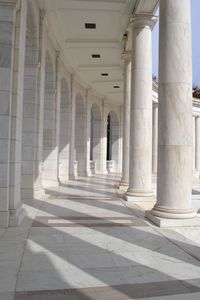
[
  {"x1": 145, "y1": 210, "x2": 199, "y2": 228},
  {"x1": 124, "y1": 189, "x2": 155, "y2": 202},
  {"x1": 118, "y1": 181, "x2": 129, "y2": 192},
  {"x1": 150, "y1": 206, "x2": 196, "y2": 219},
  {"x1": 193, "y1": 170, "x2": 200, "y2": 183},
  {"x1": 58, "y1": 177, "x2": 69, "y2": 186},
  {"x1": 42, "y1": 178, "x2": 60, "y2": 188},
  {"x1": 34, "y1": 188, "x2": 45, "y2": 199},
  {"x1": 0, "y1": 211, "x2": 9, "y2": 228},
  {"x1": 78, "y1": 171, "x2": 92, "y2": 177},
  {"x1": 9, "y1": 203, "x2": 25, "y2": 227}
]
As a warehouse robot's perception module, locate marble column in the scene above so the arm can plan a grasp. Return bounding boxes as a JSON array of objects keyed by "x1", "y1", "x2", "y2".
[
  {"x1": 34, "y1": 10, "x2": 46, "y2": 196},
  {"x1": 152, "y1": 103, "x2": 158, "y2": 174},
  {"x1": 125, "y1": 17, "x2": 155, "y2": 200},
  {"x1": 147, "y1": 0, "x2": 196, "y2": 225},
  {"x1": 120, "y1": 56, "x2": 131, "y2": 188},
  {"x1": 69, "y1": 76, "x2": 76, "y2": 179},
  {"x1": 101, "y1": 100, "x2": 108, "y2": 174},
  {"x1": 195, "y1": 116, "x2": 200, "y2": 172},
  {"x1": 54, "y1": 51, "x2": 61, "y2": 184},
  {"x1": 85, "y1": 91, "x2": 92, "y2": 177}
]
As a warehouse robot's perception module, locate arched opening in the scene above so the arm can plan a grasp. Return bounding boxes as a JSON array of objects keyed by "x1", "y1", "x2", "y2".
[
  {"x1": 58, "y1": 78, "x2": 71, "y2": 183},
  {"x1": 21, "y1": 0, "x2": 38, "y2": 201},
  {"x1": 42, "y1": 51, "x2": 56, "y2": 185},
  {"x1": 90, "y1": 104, "x2": 102, "y2": 174},
  {"x1": 75, "y1": 94, "x2": 86, "y2": 176},
  {"x1": 106, "y1": 111, "x2": 120, "y2": 173}
]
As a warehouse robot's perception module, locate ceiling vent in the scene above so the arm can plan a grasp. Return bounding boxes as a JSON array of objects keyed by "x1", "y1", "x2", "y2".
[
  {"x1": 92, "y1": 54, "x2": 101, "y2": 58},
  {"x1": 85, "y1": 23, "x2": 96, "y2": 29},
  {"x1": 113, "y1": 85, "x2": 120, "y2": 88},
  {"x1": 101, "y1": 73, "x2": 108, "y2": 76}
]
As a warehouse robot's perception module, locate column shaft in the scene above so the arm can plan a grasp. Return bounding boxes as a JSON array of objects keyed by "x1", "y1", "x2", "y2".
[
  {"x1": 69, "y1": 77, "x2": 76, "y2": 179},
  {"x1": 34, "y1": 10, "x2": 46, "y2": 195},
  {"x1": 126, "y1": 18, "x2": 155, "y2": 199},
  {"x1": 152, "y1": 104, "x2": 158, "y2": 173},
  {"x1": 151, "y1": 0, "x2": 195, "y2": 219},
  {"x1": 120, "y1": 59, "x2": 131, "y2": 186}
]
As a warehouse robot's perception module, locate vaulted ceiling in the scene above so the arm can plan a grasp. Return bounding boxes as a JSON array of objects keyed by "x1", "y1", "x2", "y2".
[{"x1": 38, "y1": 0, "x2": 159, "y2": 104}]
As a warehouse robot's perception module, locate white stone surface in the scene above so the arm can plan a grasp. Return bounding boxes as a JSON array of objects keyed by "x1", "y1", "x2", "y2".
[
  {"x1": 152, "y1": 103, "x2": 158, "y2": 173},
  {"x1": 120, "y1": 58, "x2": 131, "y2": 187},
  {"x1": 126, "y1": 17, "x2": 155, "y2": 199},
  {"x1": 149, "y1": 0, "x2": 196, "y2": 221}
]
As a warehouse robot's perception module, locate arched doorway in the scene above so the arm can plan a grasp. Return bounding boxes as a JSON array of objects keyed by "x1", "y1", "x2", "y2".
[
  {"x1": 75, "y1": 94, "x2": 86, "y2": 176},
  {"x1": 21, "y1": 0, "x2": 38, "y2": 201},
  {"x1": 106, "y1": 111, "x2": 120, "y2": 173},
  {"x1": 90, "y1": 104, "x2": 102, "y2": 174},
  {"x1": 58, "y1": 78, "x2": 71, "y2": 183}
]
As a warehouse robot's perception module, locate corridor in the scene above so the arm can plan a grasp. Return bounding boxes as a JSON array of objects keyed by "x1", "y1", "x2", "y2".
[{"x1": 1, "y1": 175, "x2": 200, "y2": 300}]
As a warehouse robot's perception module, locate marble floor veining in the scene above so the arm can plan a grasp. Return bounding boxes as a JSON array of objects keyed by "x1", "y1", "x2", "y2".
[{"x1": 1, "y1": 175, "x2": 200, "y2": 299}]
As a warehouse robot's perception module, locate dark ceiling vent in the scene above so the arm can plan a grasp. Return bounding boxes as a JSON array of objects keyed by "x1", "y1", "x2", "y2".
[
  {"x1": 101, "y1": 73, "x2": 108, "y2": 76},
  {"x1": 92, "y1": 54, "x2": 101, "y2": 58},
  {"x1": 113, "y1": 85, "x2": 120, "y2": 88},
  {"x1": 85, "y1": 23, "x2": 96, "y2": 29}
]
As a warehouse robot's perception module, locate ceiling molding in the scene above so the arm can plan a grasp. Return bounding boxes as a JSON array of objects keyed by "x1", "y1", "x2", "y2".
[
  {"x1": 78, "y1": 64, "x2": 122, "y2": 71},
  {"x1": 107, "y1": 91, "x2": 123, "y2": 95},
  {"x1": 92, "y1": 79, "x2": 123, "y2": 84},
  {"x1": 65, "y1": 39, "x2": 121, "y2": 49}
]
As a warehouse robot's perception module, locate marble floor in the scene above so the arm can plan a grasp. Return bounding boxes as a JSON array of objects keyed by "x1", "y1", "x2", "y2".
[{"x1": 1, "y1": 175, "x2": 200, "y2": 299}]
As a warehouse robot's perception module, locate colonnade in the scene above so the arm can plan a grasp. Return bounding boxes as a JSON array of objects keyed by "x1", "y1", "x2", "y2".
[
  {"x1": 120, "y1": 0, "x2": 200, "y2": 226},
  {"x1": 0, "y1": 0, "x2": 200, "y2": 228},
  {"x1": 0, "y1": 0, "x2": 122, "y2": 228}
]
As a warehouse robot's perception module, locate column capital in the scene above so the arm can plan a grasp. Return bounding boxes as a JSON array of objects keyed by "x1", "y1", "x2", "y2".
[{"x1": 130, "y1": 14, "x2": 158, "y2": 30}]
